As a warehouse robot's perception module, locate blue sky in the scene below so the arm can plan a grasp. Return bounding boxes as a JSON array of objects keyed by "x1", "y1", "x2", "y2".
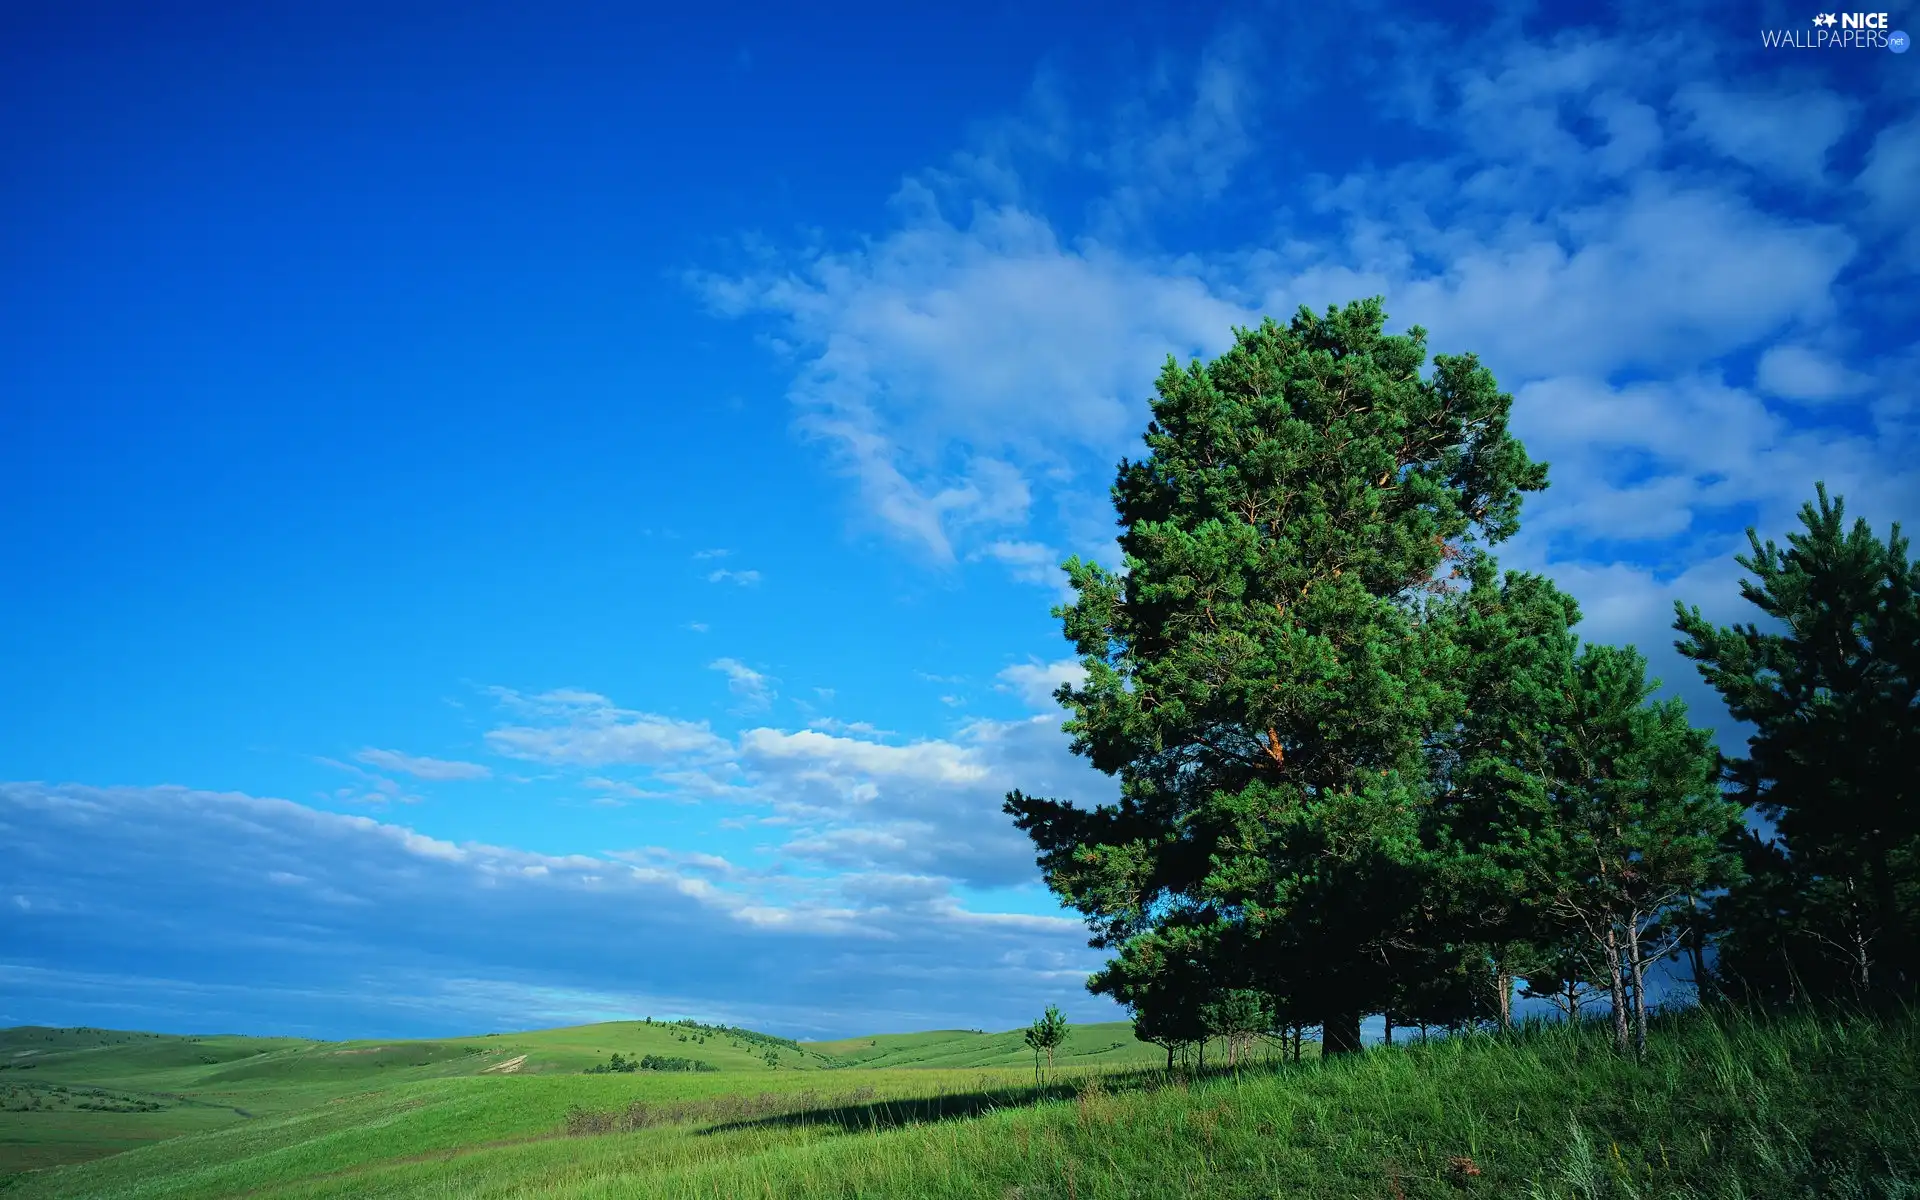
[{"x1": 3, "y1": 0, "x2": 1917, "y2": 1041}]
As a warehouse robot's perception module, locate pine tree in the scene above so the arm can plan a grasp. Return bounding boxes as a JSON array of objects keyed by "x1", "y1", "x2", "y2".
[
  {"x1": 1422, "y1": 566, "x2": 1586, "y2": 1031},
  {"x1": 1092, "y1": 927, "x2": 1213, "y2": 1071},
  {"x1": 1201, "y1": 988, "x2": 1271, "y2": 1070},
  {"x1": 1533, "y1": 646, "x2": 1741, "y2": 1055},
  {"x1": 1675, "y1": 484, "x2": 1920, "y2": 996},
  {"x1": 1006, "y1": 299, "x2": 1547, "y2": 1054}
]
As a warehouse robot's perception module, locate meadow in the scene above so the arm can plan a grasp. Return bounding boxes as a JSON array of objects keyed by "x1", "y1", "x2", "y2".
[
  {"x1": 2, "y1": 1007, "x2": 1915, "y2": 1198},
  {"x1": 0, "y1": 1018, "x2": 1158, "y2": 1182}
]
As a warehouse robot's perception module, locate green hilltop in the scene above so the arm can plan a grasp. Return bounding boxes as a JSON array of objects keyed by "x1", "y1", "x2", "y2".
[{"x1": 799, "y1": 1022, "x2": 1163, "y2": 1070}]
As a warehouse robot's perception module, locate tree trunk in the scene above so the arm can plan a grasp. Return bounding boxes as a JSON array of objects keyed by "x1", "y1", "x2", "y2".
[
  {"x1": 1383, "y1": 1014, "x2": 1393, "y2": 1046},
  {"x1": 1496, "y1": 967, "x2": 1514, "y2": 1032},
  {"x1": 1321, "y1": 1012, "x2": 1363, "y2": 1056},
  {"x1": 1166, "y1": 1044, "x2": 1174, "y2": 1072},
  {"x1": 1603, "y1": 924, "x2": 1630, "y2": 1054},
  {"x1": 1626, "y1": 918, "x2": 1650, "y2": 1059},
  {"x1": 1842, "y1": 873, "x2": 1874, "y2": 994}
]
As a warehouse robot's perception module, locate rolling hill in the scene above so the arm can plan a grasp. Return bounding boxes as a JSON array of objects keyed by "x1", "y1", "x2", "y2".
[{"x1": 0, "y1": 1016, "x2": 1168, "y2": 1175}]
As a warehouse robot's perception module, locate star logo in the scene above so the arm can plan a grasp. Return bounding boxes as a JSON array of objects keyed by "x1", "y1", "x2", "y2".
[{"x1": 1813, "y1": 12, "x2": 1838, "y2": 25}]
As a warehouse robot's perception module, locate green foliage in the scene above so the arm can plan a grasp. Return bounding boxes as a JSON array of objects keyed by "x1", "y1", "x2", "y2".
[
  {"x1": 1022, "y1": 1005, "x2": 1069, "y2": 1080},
  {"x1": 1199, "y1": 988, "x2": 1270, "y2": 1068},
  {"x1": 1676, "y1": 483, "x2": 1920, "y2": 999},
  {"x1": 1003, "y1": 298, "x2": 1770, "y2": 1065},
  {"x1": 1008, "y1": 298, "x2": 1549, "y2": 1053},
  {"x1": 1533, "y1": 645, "x2": 1741, "y2": 1053},
  {"x1": 582, "y1": 1052, "x2": 715, "y2": 1074},
  {"x1": 663, "y1": 1019, "x2": 802, "y2": 1054}
]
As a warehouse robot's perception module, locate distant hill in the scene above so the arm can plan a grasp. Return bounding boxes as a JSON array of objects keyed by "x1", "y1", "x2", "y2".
[{"x1": 0, "y1": 1017, "x2": 819, "y2": 1172}]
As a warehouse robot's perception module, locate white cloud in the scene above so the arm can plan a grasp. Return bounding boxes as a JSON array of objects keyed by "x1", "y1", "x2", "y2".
[
  {"x1": 707, "y1": 568, "x2": 762, "y2": 586},
  {"x1": 1090, "y1": 27, "x2": 1261, "y2": 231},
  {"x1": 1673, "y1": 83, "x2": 1853, "y2": 185},
  {"x1": 692, "y1": 548, "x2": 730, "y2": 559},
  {"x1": 353, "y1": 748, "x2": 492, "y2": 781},
  {"x1": 314, "y1": 757, "x2": 422, "y2": 805},
  {"x1": 1508, "y1": 370, "x2": 1906, "y2": 561},
  {"x1": 1857, "y1": 115, "x2": 1920, "y2": 224},
  {"x1": 1299, "y1": 179, "x2": 1856, "y2": 382},
  {"x1": 806, "y1": 716, "x2": 881, "y2": 737},
  {"x1": 484, "y1": 689, "x2": 732, "y2": 768},
  {"x1": 976, "y1": 539, "x2": 1065, "y2": 591},
  {"x1": 709, "y1": 657, "x2": 776, "y2": 710},
  {"x1": 730, "y1": 714, "x2": 1115, "y2": 887},
  {"x1": 0, "y1": 782, "x2": 1118, "y2": 1038},
  {"x1": 997, "y1": 658, "x2": 1085, "y2": 710},
  {"x1": 470, "y1": 686, "x2": 1109, "y2": 889},
  {"x1": 1755, "y1": 344, "x2": 1871, "y2": 403},
  {"x1": 740, "y1": 727, "x2": 992, "y2": 788},
  {"x1": 1856, "y1": 115, "x2": 1920, "y2": 265},
  {"x1": 695, "y1": 202, "x2": 1243, "y2": 561},
  {"x1": 699, "y1": 18, "x2": 1914, "y2": 750},
  {"x1": 581, "y1": 777, "x2": 651, "y2": 804},
  {"x1": 695, "y1": 29, "x2": 1874, "y2": 612}
]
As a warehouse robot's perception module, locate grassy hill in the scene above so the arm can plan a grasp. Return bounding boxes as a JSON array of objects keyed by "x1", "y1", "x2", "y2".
[
  {"x1": 801, "y1": 1021, "x2": 1167, "y2": 1070},
  {"x1": 0, "y1": 1016, "x2": 1161, "y2": 1175},
  {"x1": 3, "y1": 1008, "x2": 1914, "y2": 1198}
]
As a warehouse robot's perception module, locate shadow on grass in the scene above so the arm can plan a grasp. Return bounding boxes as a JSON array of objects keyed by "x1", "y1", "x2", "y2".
[
  {"x1": 562, "y1": 1063, "x2": 1275, "y2": 1140},
  {"x1": 698, "y1": 1080, "x2": 1090, "y2": 1136},
  {"x1": 690, "y1": 1059, "x2": 1316, "y2": 1137},
  {"x1": 575, "y1": 1027, "x2": 1697, "y2": 1142}
]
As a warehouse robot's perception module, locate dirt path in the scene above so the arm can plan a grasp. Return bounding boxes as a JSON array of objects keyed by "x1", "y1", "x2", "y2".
[{"x1": 480, "y1": 1055, "x2": 527, "y2": 1074}]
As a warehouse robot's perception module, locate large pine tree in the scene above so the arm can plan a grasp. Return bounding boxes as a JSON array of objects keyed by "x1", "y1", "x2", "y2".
[{"x1": 1005, "y1": 299, "x2": 1547, "y2": 1052}]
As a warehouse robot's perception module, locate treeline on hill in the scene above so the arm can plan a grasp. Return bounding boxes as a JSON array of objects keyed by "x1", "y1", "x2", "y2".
[
  {"x1": 639, "y1": 1017, "x2": 802, "y2": 1054},
  {"x1": 584, "y1": 1052, "x2": 718, "y2": 1074},
  {"x1": 1007, "y1": 299, "x2": 1918, "y2": 1065}
]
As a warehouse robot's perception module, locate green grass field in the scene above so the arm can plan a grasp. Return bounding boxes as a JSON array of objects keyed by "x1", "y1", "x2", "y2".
[
  {"x1": 0, "y1": 1018, "x2": 1160, "y2": 1178},
  {"x1": 2, "y1": 1008, "x2": 1914, "y2": 1198}
]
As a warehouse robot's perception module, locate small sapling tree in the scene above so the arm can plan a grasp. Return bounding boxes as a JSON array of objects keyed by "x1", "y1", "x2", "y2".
[{"x1": 1023, "y1": 1005, "x2": 1069, "y2": 1084}]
